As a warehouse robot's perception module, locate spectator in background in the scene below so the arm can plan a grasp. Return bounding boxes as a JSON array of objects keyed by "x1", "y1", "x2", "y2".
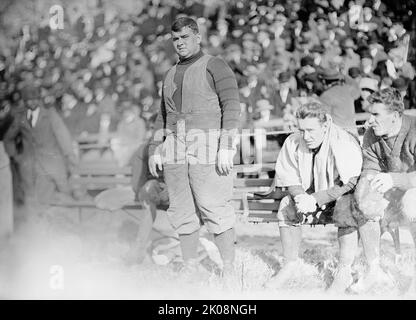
[
  {"x1": 340, "y1": 38, "x2": 360, "y2": 75},
  {"x1": 1, "y1": 0, "x2": 415, "y2": 144},
  {"x1": 0, "y1": 96, "x2": 14, "y2": 238},
  {"x1": 392, "y1": 77, "x2": 410, "y2": 109},
  {"x1": 265, "y1": 38, "x2": 292, "y2": 71},
  {"x1": 368, "y1": 37, "x2": 388, "y2": 67},
  {"x1": 254, "y1": 99, "x2": 274, "y2": 123},
  {"x1": 348, "y1": 66, "x2": 362, "y2": 81},
  {"x1": 111, "y1": 102, "x2": 147, "y2": 167},
  {"x1": 4, "y1": 85, "x2": 78, "y2": 209},
  {"x1": 355, "y1": 76, "x2": 379, "y2": 113},
  {"x1": 319, "y1": 68, "x2": 360, "y2": 133},
  {"x1": 360, "y1": 52, "x2": 380, "y2": 81},
  {"x1": 270, "y1": 71, "x2": 299, "y2": 118},
  {"x1": 310, "y1": 44, "x2": 327, "y2": 71}
]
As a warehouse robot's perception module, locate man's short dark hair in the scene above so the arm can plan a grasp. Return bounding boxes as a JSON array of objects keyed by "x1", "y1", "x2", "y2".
[
  {"x1": 367, "y1": 88, "x2": 404, "y2": 115},
  {"x1": 296, "y1": 101, "x2": 328, "y2": 123},
  {"x1": 171, "y1": 16, "x2": 199, "y2": 34}
]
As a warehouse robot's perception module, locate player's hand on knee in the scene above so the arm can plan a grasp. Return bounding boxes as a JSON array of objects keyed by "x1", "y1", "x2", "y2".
[
  {"x1": 149, "y1": 154, "x2": 163, "y2": 178},
  {"x1": 294, "y1": 194, "x2": 317, "y2": 213},
  {"x1": 370, "y1": 173, "x2": 393, "y2": 193}
]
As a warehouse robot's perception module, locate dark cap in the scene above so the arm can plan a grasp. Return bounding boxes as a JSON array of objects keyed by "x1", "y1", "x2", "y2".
[
  {"x1": 300, "y1": 55, "x2": 315, "y2": 67},
  {"x1": 367, "y1": 34, "x2": 379, "y2": 45},
  {"x1": 21, "y1": 85, "x2": 40, "y2": 100},
  {"x1": 278, "y1": 71, "x2": 291, "y2": 83},
  {"x1": 320, "y1": 68, "x2": 342, "y2": 81},
  {"x1": 357, "y1": 45, "x2": 372, "y2": 59},
  {"x1": 303, "y1": 72, "x2": 319, "y2": 83},
  {"x1": 360, "y1": 50, "x2": 372, "y2": 59},
  {"x1": 348, "y1": 67, "x2": 361, "y2": 79},
  {"x1": 311, "y1": 44, "x2": 325, "y2": 54},
  {"x1": 392, "y1": 77, "x2": 408, "y2": 91},
  {"x1": 315, "y1": 13, "x2": 327, "y2": 22}
]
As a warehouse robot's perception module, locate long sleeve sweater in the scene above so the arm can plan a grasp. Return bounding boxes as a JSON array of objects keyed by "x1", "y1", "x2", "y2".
[{"x1": 362, "y1": 115, "x2": 416, "y2": 190}]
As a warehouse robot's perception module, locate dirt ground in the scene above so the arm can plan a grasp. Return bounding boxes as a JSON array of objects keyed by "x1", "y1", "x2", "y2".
[{"x1": 1, "y1": 205, "x2": 415, "y2": 300}]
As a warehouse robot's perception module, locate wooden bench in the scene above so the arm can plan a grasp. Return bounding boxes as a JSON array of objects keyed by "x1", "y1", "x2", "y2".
[{"x1": 50, "y1": 161, "x2": 287, "y2": 223}]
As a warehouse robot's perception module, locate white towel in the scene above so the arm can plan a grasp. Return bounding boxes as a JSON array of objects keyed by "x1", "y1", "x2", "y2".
[{"x1": 273, "y1": 117, "x2": 362, "y2": 192}]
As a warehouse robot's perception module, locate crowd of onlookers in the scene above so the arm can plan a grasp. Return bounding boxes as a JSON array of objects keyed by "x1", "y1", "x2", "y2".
[{"x1": 0, "y1": 0, "x2": 415, "y2": 139}]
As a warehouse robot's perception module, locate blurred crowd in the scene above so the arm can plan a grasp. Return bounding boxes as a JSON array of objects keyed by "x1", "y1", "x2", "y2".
[{"x1": 0, "y1": 0, "x2": 415, "y2": 138}]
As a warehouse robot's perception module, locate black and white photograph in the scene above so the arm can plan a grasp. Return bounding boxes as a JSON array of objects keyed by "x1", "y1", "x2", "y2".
[{"x1": 0, "y1": 0, "x2": 416, "y2": 303}]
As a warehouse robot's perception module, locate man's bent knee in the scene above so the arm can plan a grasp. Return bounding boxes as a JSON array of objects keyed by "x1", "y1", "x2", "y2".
[
  {"x1": 277, "y1": 196, "x2": 302, "y2": 227},
  {"x1": 354, "y1": 178, "x2": 386, "y2": 221}
]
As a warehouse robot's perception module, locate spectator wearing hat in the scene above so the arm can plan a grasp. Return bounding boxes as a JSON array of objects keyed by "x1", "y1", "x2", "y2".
[
  {"x1": 301, "y1": 72, "x2": 324, "y2": 96},
  {"x1": 348, "y1": 67, "x2": 362, "y2": 85},
  {"x1": 340, "y1": 38, "x2": 360, "y2": 75},
  {"x1": 319, "y1": 68, "x2": 361, "y2": 132},
  {"x1": 392, "y1": 77, "x2": 410, "y2": 109},
  {"x1": 4, "y1": 85, "x2": 78, "y2": 209},
  {"x1": 292, "y1": 37, "x2": 312, "y2": 68},
  {"x1": 367, "y1": 37, "x2": 388, "y2": 67},
  {"x1": 310, "y1": 44, "x2": 326, "y2": 70},
  {"x1": 387, "y1": 46, "x2": 416, "y2": 83},
  {"x1": 313, "y1": 12, "x2": 330, "y2": 41},
  {"x1": 373, "y1": 59, "x2": 389, "y2": 80},
  {"x1": 355, "y1": 77, "x2": 379, "y2": 112},
  {"x1": 296, "y1": 56, "x2": 320, "y2": 91},
  {"x1": 360, "y1": 52, "x2": 380, "y2": 81},
  {"x1": 322, "y1": 37, "x2": 342, "y2": 68},
  {"x1": 254, "y1": 99, "x2": 274, "y2": 122},
  {"x1": 269, "y1": 71, "x2": 299, "y2": 118},
  {"x1": 265, "y1": 38, "x2": 293, "y2": 73}
]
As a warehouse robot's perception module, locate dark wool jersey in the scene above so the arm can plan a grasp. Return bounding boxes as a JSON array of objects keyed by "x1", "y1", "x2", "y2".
[
  {"x1": 155, "y1": 50, "x2": 241, "y2": 135},
  {"x1": 362, "y1": 115, "x2": 416, "y2": 190}
]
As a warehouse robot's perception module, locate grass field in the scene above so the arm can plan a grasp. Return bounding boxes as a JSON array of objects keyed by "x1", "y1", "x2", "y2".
[{"x1": 1, "y1": 206, "x2": 415, "y2": 299}]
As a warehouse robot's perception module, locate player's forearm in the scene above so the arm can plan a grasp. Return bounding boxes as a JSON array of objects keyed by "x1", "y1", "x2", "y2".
[{"x1": 312, "y1": 177, "x2": 358, "y2": 207}]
